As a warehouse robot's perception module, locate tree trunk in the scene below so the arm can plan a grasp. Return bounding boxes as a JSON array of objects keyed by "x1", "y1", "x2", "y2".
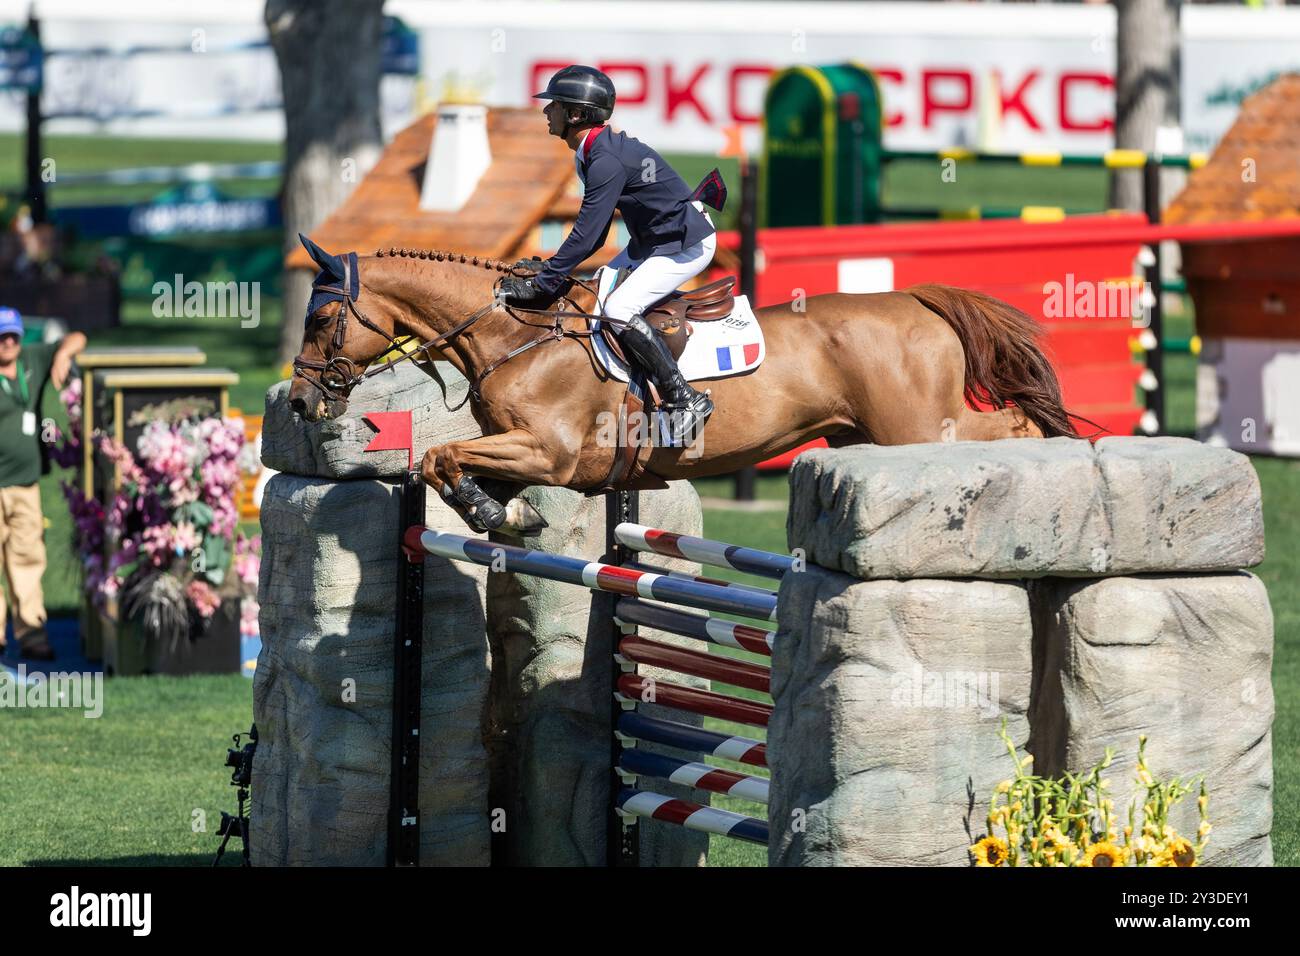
[
  {"x1": 1110, "y1": 0, "x2": 1180, "y2": 211},
  {"x1": 266, "y1": 0, "x2": 385, "y2": 366}
]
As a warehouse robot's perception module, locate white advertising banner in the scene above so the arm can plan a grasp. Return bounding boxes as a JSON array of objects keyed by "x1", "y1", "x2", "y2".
[
  {"x1": 1, "y1": 1, "x2": 1298, "y2": 155},
  {"x1": 401, "y1": 1, "x2": 1119, "y2": 154},
  {"x1": 1182, "y1": 6, "x2": 1300, "y2": 153}
]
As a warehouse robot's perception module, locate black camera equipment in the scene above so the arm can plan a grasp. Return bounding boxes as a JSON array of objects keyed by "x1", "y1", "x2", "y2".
[{"x1": 213, "y1": 723, "x2": 257, "y2": 867}]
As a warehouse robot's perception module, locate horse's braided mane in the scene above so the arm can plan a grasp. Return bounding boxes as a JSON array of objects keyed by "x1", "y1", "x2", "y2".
[{"x1": 374, "y1": 247, "x2": 513, "y2": 272}]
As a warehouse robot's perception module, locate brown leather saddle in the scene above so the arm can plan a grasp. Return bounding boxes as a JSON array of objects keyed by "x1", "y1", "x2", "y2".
[{"x1": 597, "y1": 275, "x2": 736, "y2": 361}]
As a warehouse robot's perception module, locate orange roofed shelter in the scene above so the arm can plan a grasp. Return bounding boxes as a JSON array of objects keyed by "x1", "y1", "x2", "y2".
[
  {"x1": 288, "y1": 107, "x2": 627, "y2": 275},
  {"x1": 1164, "y1": 74, "x2": 1300, "y2": 455}
]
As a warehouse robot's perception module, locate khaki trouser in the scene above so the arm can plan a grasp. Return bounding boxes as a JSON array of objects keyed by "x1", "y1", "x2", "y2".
[{"x1": 0, "y1": 483, "x2": 47, "y2": 648}]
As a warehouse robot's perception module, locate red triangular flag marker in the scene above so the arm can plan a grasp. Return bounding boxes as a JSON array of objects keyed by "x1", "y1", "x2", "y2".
[{"x1": 363, "y1": 410, "x2": 414, "y2": 470}]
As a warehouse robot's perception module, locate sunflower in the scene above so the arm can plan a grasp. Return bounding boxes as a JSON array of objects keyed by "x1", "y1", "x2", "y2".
[
  {"x1": 971, "y1": 835, "x2": 1008, "y2": 867},
  {"x1": 1158, "y1": 837, "x2": 1197, "y2": 867},
  {"x1": 1082, "y1": 841, "x2": 1125, "y2": 867}
]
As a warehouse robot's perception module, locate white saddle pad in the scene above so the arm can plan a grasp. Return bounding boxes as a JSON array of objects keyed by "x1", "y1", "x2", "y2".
[{"x1": 590, "y1": 266, "x2": 766, "y2": 384}]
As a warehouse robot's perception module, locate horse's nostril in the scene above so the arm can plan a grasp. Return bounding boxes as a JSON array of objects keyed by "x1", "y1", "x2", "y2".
[{"x1": 289, "y1": 397, "x2": 307, "y2": 415}]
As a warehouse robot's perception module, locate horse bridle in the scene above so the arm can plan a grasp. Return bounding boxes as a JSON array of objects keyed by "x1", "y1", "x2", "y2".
[{"x1": 292, "y1": 253, "x2": 603, "y2": 409}]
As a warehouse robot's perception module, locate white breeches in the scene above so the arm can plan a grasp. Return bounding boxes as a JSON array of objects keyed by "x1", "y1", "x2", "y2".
[{"x1": 598, "y1": 205, "x2": 717, "y2": 331}]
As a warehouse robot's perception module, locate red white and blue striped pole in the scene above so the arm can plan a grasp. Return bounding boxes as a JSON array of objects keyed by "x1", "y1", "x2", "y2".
[
  {"x1": 403, "y1": 527, "x2": 777, "y2": 621},
  {"x1": 624, "y1": 562, "x2": 778, "y2": 601},
  {"x1": 616, "y1": 788, "x2": 769, "y2": 846},
  {"x1": 616, "y1": 712, "x2": 768, "y2": 768},
  {"x1": 614, "y1": 523, "x2": 795, "y2": 581},
  {"x1": 618, "y1": 749, "x2": 770, "y2": 804},
  {"x1": 615, "y1": 598, "x2": 775, "y2": 656}
]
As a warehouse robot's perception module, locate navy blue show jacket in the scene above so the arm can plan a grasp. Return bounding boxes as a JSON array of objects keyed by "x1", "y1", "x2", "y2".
[{"x1": 534, "y1": 126, "x2": 716, "y2": 296}]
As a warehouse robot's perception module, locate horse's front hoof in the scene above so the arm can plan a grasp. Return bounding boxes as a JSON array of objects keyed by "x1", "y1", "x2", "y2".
[{"x1": 503, "y1": 497, "x2": 549, "y2": 537}]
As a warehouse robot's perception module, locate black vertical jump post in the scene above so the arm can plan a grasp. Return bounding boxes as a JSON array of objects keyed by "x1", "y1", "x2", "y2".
[
  {"x1": 606, "y1": 488, "x2": 640, "y2": 866},
  {"x1": 389, "y1": 470, "x2": 425, "y2": 866},
  {"x1": 1142, "y1": 158, "x2": 1164, "y2": 435},
  {"x1": 733, "y1": 157, "x2": 759, "y2": 501}
]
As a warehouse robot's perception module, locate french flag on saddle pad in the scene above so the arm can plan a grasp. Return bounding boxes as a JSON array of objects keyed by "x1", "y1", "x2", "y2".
[{"x1": 713, "y1": 342, "x2": 762, "y2": 374}]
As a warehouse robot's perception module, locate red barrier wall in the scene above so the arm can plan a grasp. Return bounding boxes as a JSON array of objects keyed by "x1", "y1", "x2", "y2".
[{"x1": 716, "y1": 214, "x2": 1150, "y2": 467}]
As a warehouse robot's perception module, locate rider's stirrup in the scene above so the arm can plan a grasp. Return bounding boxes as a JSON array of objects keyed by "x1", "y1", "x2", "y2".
[{"x1": 662, "y1": 391, "x2": 714, "y2": 446}]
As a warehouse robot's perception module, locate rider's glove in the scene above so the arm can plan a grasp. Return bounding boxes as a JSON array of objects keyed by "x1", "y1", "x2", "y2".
[
  {"x1": 510, "y1": 256, "x2": 547, "y2": 276},
  {"x1": 500, "y1": 275, "x2": 549, "y2": 307}
]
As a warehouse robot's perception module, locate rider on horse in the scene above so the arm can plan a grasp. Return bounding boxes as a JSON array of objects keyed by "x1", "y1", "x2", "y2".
[{"x1": 500, "y1": 65, "x2": 717, "y2": 446}]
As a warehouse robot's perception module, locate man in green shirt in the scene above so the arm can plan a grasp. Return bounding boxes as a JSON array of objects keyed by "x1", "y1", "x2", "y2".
[{"x1": 0, "y1": 307, "x2": 86, "y2": 661}]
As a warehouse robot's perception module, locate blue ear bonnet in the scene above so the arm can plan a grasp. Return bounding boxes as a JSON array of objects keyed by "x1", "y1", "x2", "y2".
[{"x1": 300, "y1": 233, "x2": 359, "y2": 323}]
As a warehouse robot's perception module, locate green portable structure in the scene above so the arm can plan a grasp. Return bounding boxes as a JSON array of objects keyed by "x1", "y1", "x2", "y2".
[{"x1": 761, "y1": 63, "x2": 884, "y2": 227}]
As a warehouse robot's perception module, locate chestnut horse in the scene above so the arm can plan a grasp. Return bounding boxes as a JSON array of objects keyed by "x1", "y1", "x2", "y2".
[{"x1": 289, "y1": 238, "x2": 1078, "y2": 536}]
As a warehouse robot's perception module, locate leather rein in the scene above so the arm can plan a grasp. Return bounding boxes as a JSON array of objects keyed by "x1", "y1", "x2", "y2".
[{"x1": 291, "y1": 256, "x2": 601, "y2": 410}]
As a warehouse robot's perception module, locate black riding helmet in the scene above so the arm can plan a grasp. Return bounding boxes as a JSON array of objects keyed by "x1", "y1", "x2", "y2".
[{"x1": 533, "y1": 65, "x2": 615, "y2": 126}]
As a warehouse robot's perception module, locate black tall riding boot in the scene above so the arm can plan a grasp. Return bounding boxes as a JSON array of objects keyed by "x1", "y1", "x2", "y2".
[{"x1": 617, "y1": 315, "x2": 714, "y2": 445}]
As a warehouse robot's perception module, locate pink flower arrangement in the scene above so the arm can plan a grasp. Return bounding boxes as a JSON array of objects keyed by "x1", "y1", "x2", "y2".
[
  {"x1": 185, "y1": 579, "x2": 223, "y2": 619},
  {"x1": 52, "y1": 388, "x2": 260, "y2": 635},
  {"x1": 239, "y1": 597, "x2": 260, "y2": 638},
  {"x1": 234, "y1": 533, "x2": 261, "y2": 587},
  {"x1": 234, "y1": 533, "x2": 262, "y2": 641}
]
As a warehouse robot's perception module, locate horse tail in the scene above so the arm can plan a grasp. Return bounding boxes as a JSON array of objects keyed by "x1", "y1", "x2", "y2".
[{"x1": 905, "y1": 283, "x2": 1080, "y2": 438}]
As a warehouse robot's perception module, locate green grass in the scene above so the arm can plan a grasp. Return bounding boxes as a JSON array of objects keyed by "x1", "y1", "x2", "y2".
[
  {"x1": 883, "y1": 159, "x2": 1111, "y2": 215},
  {"x1": 0, "y1": 134, "x2": 282, "y2": 182},
  {"x1": 0, "y1": 133, "x2": 281, "y2": 211},
  {"x1": 0, "y1": 676, "x2": 253, "y2": 866},
  {"x1": 1253, "y1": 456, "x2": 1300, "y2": 865},
  {"x1": 1, "y1": 137, "x2": 1294, "y2": 867}
]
